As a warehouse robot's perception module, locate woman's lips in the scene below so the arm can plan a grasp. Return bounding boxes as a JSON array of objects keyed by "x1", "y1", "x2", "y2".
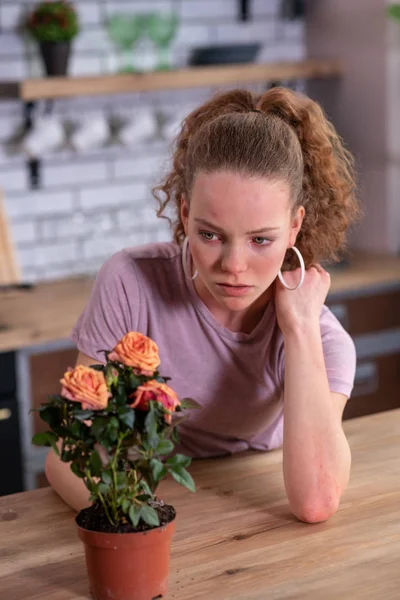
[{"x1": 216, "y1": 283, "x2": 252, "y2": 296}]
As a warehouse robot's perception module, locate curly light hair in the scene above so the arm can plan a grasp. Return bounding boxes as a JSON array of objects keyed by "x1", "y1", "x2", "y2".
[{"x1": 153, "y1": 87, "x2": 361, "y2": 269}]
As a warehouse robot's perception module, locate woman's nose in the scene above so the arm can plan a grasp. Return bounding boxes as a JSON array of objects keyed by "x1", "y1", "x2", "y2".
[{"x1": 220, "y1": 246, "x2": 248, "y2": 274}]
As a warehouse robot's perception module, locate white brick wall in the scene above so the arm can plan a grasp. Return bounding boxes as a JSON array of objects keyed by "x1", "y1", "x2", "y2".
[
  {"x1": 0, "y1": 0, "x2": 305, "y2": 281},
  {"x1": 42, "y1": 158, "x2": 110, "y2": 188}
]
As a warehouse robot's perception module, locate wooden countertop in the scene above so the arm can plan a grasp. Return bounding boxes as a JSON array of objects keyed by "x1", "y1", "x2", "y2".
[
  {"x1": 1, "y1": 409, "x2": 399, "y2": 599},
  {"x1": 0, "y1": 252, "x2": 400, "y2": 353},
  {"x1": 0, "y1": 276, "x2": 95, "y2": 353}
]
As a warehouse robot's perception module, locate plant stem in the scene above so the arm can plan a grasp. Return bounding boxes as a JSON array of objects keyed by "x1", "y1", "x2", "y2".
[
  {"x1": 98, "y1": 491, "x2": 115, "y2": 526},
  {"x1": 110, "y1": 433, "x2": 126, "y2": 523},
  {"x1": 86, "y1": 470, "x2": 115, "y2": 527}
]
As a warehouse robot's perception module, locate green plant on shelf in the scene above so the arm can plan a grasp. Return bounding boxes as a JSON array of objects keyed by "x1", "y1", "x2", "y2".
[{"x1": 25, "y1": 0, "x2": 79, "y2": 42}]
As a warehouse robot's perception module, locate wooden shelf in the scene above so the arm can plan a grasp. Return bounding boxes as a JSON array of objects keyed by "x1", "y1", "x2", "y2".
[{"x1": 0, "y1": 59, "x2": 342, "y2": 101}]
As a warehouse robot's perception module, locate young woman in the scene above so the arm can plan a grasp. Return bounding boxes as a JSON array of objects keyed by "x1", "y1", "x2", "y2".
[{"x1": 45, "y1": 87, "x2": 360, "y2": 523}]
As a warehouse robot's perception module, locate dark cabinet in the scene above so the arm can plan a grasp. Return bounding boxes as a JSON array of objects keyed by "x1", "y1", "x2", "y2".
[
  {"x1": 0, "y1": 352, "x2": 24, "y2": 496},
  {"x1": 327, "y1": 286, "x2": 400, "y2": 421}
]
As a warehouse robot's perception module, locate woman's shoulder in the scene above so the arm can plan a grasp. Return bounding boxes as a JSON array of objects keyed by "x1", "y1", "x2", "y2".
[
  {"x1": 124, "y1": 241, "x2": 181, "y2": 261},
  {"x1": 106, "y1": 241, "x2": 181, "y2": 272},
  {"x1": 98, "y1": 241, "x2": 182, "y2": 279}
]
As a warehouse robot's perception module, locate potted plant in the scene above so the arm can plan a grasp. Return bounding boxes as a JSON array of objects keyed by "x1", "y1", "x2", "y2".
[
  {"x1": 32, "y1": 331, "x2": 199, "y2": 600},
  {"x1": 25, "y1": 1, "x2": 79, "y2": 76}
]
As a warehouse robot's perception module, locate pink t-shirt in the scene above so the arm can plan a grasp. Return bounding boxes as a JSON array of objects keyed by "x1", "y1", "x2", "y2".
[{"x1": 71, "y1": 242, "x2": 356, "y2": 458}]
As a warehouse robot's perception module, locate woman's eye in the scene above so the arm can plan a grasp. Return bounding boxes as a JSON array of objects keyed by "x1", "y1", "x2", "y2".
[
  {"x1": 252, "y1": 237, "x2": 271, "y2": 246},
  {"x1": 200, "y1": 232, "x2": 218, "y2": 242}
]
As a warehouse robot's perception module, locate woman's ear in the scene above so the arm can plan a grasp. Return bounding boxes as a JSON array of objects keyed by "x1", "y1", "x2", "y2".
[
  {"x1": 288, "y1": 205, "x2": 305, "y2": 247},
  {"x1": 180, "y1": 196, "x2": 189, "y2": 236}
]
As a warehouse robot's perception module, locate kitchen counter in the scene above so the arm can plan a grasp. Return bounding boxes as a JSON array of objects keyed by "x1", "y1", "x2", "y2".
[
  {"x1": 0, "y1": 275, "x2": 94, "y2": 353},
  {"x1": 1, "y1": 408, "x2": 399, "y2": 599},
  {"x1": 0, "y1": 252, "x2": 400, "y2": 353}
]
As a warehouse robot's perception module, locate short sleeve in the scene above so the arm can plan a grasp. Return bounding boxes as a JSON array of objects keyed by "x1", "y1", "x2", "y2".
[
  {"x1": 71, "y1": 250, "x2": 138, "y2": 363},
  {"x1": 319, "y1": 305, "x2": 357, "y2": 398}
]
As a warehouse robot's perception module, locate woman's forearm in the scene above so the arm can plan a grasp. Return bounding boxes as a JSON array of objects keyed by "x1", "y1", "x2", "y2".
[
  {"x1": 45, "y1": 448, "x2": 92, "y2": 513},
  {"x1": 282, "y1": 322, "x2": 351, "y2": 523}
]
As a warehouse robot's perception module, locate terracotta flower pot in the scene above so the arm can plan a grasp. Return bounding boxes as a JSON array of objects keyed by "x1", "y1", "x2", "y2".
[{"x1": 76, "y1": 517, "x2": 176, "y2": 600}]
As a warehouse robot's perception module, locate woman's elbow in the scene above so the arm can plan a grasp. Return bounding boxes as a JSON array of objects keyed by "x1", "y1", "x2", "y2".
[
  {"x1": 290, "y1": 494, "x2": 341, "y2": 524},
  {"x1": 44, "y1": 447, "x2": 57, "y2": 487}
]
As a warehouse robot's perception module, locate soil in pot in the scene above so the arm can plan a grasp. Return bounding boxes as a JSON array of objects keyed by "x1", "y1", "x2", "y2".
[
  {"x1": 76, "y1": 500, "x2": 176, "y2": 533},
  {"x1": 76, "y1": 500, "x2": 176, "y2": 600}
]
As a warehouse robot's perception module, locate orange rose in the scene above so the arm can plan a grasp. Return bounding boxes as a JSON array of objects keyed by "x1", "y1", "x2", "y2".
[
  {"x1": 108, "y1": 332, "x2": 160, "y2": 375},
  {"x1": 60, "y1": 365, "x2": 110, "y2": 411},
  {"x1": 130, "y1": 380, "x2": 180, "y2": 424}
]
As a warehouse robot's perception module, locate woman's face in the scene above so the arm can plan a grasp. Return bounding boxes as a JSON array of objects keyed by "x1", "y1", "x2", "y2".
[{"x1": 181, "y1": 170, "x2": 304, "y2": 314}]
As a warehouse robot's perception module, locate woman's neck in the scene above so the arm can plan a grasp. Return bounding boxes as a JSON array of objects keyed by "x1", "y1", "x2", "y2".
[{"x1": 193, "y1": 279, "x2": 272, "y2": 334}]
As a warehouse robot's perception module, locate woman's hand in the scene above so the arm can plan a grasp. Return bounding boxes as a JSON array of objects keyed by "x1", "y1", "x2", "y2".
[{"x1": 274, "y1": 264, "x2": 331, "y2": 336}]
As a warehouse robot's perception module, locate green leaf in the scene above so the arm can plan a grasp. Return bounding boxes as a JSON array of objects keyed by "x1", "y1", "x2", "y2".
[
  {"x1": 170, "y1": 466, "x2": 196, "y2": 492},
  {"x1": 171, "y1": 428, "x2": 180, "y2": 444},
  {"x1": 37, "y1": 406, "x2": 63, "y2": 428},
  {"x1": 32, "y1": 431, "x2": 58, "y2": 448},
  {"x1": 73, "y1": 409, "x2": 94, "y2": 422},
  {"x1": 121, "y1": 498, "x2": 130, "y2": 514},
  {"x1": 166, "y1": 453, "x2": 191, "y2": 469},
  {"x1": 69, "y1": 421, "x2": 87, "y2": 439},
  {"x1": 136, "y1": 494, "x2": 151, "y2": 502},
  {"x1": 101, "y1": 470, "x2": 112, "y2": 485},
  {"x1": 129, "y1": 504, "x2": 141, "y2": 527},
  {"x1": 145, "y1": 406, "x2": 159, "y2": 449},
  {"x1": 91, "y1": 417, "x2": 106, "y2": 440},
  {"x1": 179, "y1": 397, "x2": 202, "y2": 410},
  {"x1": 117, "y1": 406, "x2": 135, "y2": 429},
  {"x1": 109, "y1": 416, "x2": 120, "y2": 429},
  {"x1": 139, "y1": 479, "x2": 153, "y2": 496},
  {"x1": 105, "y1": 416, "x2": 120, "y2": 442},
  {"x1": 90, "y1": 364, "x2": 105, "y2": 372},
  {"x1": 89, "y1": 450, "x2": 102, "y2": 478},
  {"x1": 388, "y1": 5, "x2": 400, "y2": 22},
  {"x1": 70, "y1": 462, "x2": 85, "y2": 479},
  {"x1": 139, "y1": 505, "x2": 160, "y2": 527},
  {"x1": 150, "y1": 458, "x2": 167, "y2": 482},
  {"x1": 85, "y1": 479, "x2": 99, "y2": 494},
  {"x1": 129, "y1": 373, "x2": 141, "y2": 388},
  {"x1": 156, "y1": 439, "x2": 174, "y2": 455},
  {"x1": 116, "y1": 471, "x2": 127, "y2": 490},
  {"x1": 62, "y1": 447, "x2": 80, "y2": 462},
  {"x1": 98, "y1": 482, "x2": 110, "y2": 495}
]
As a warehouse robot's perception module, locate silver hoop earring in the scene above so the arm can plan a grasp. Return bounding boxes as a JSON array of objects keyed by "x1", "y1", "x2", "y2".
[
  {"x1": 182, "y1": 236, "x2": 199, "y2": 281},
  {"x1": 277, "y1": 246, "x2": 305, "y2": 290}
]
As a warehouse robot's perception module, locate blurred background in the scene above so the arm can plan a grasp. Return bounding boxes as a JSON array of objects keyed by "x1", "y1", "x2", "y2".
[{"x1": 0, "y1": 0, "x2": 399, "y2": 496}]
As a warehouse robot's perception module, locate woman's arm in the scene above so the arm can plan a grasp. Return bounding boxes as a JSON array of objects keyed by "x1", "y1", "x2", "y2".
[
  {"x1": 274, "y1": 265, "x2": 352, "y2": 524},
  {"x1": 45, "y1": 442, "x2": 92, "y2": 512},
  {"x1": 282, "y1": 322, "x2": 351, "y2": 524},
  {"x1": 45, "y1": 351, "x2": 100, "y2": 512}
]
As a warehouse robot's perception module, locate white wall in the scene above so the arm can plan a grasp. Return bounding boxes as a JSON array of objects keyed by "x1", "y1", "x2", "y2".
[
  {"x1": 0, "y1": 0, "x2": 305, "y2": 282},
  {"x1": 386, "y1": 7, "x2": 400, "y2": 254}
]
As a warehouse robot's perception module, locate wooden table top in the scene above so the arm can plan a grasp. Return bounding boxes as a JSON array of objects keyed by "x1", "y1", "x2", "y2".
[
  {"x1": 0, "y1": 252, "x2": 400, "y2": 354},
  {"x1": 1, "y1": 409, "x2": 399, "y2": 599}
]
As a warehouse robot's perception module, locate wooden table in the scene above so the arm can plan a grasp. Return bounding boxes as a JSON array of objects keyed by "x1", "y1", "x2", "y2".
[{"x1": 1, "y1": 410, "x2": 399, "y2": 599}]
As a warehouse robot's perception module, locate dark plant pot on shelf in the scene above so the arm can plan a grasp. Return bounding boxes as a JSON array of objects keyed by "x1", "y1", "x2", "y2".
[{"x1": 39, "y1": 41, "x2": 71, "y2": 76}]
